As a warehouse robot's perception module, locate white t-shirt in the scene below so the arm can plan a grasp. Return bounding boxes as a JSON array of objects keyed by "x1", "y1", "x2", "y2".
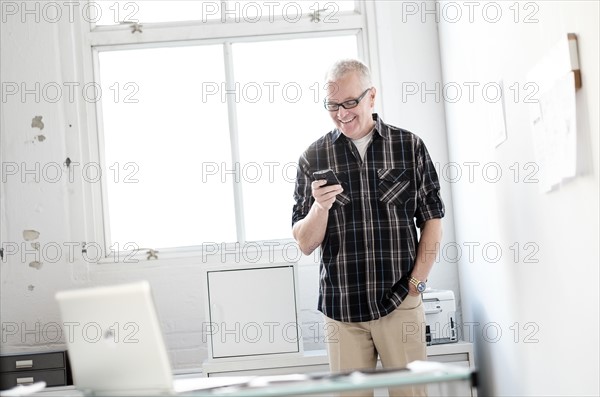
[{"x1": 352, "y1": 130, "x2": 374, "y2": 161}]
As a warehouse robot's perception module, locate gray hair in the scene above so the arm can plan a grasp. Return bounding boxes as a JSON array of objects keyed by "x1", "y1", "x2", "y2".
[{"x1": 325, "y1": 58, "x2": 372, "y2": 89}]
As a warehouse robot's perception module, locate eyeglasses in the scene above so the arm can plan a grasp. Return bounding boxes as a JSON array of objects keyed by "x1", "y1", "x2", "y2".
[{"x1": 324, "y1": 88, "x2": 372, "y2": 111}]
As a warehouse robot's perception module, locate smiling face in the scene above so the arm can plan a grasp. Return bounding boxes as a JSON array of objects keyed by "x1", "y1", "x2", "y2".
[{"x1": 326, "y1": 71, "x2": 376, "y2": 140}]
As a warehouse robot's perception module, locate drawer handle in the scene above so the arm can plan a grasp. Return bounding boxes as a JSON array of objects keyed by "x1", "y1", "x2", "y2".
[
  {"x1": 16, "y1": 377, "x2": 34, "y2": 385},
  {"x1": 15, "y1": 360, "x2": 33, "y2": 369}
]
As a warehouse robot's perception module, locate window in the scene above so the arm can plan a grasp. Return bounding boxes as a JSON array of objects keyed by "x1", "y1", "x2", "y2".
[
  {"x1": 92, "y1": 1, "x2": 357, "y2": 26},
  {"x1": 83, "y1": 1, "x2": 375, "y2": 255},
  {"x1": 232, "y1": 36, "x2": 358, "y2": 242},
  {"x1": 94, "y1": 1, "x2": 222, "y2": 25},
  {"x1": 98, "y1": 45, "x2": 236, "y2": 248}
]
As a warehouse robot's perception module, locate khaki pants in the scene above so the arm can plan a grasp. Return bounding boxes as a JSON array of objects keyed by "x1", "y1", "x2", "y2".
[{"x1": 324, "y1": 294, "x2": 427, "y2": 397}]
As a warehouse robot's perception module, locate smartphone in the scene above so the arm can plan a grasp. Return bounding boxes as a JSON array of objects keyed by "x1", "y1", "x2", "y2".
[{"x1": 312, "y1": 169, "x2": 341, "y2": 187}]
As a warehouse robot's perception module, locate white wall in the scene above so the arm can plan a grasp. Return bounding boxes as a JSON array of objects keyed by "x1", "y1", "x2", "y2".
[
  {"x1": 374, "y1": 0, "x2": 461, "y2": 314},
  {"x1": 436, "y1": 0, "x2": 599, "y2": 395},
  {"x1": 1, "y1": 7, "x2": 77, "y2": 354}
]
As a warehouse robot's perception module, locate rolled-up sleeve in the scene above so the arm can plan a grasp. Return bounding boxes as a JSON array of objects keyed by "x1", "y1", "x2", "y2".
[
  {"x1": 415, "y1": 141, "x2": 445, "y2": 227},
  {"x1": 292, "y1": 153, "x2": 313, "y2": 227}
]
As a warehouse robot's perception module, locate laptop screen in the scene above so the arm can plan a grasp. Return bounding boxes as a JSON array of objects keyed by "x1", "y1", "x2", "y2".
[{"x1": 55, "y1": 281, "x2": 174, "y2": 395}]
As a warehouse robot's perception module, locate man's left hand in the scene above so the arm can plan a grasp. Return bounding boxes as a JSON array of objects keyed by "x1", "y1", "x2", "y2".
[{"x1": 408, "y1": 283, "x2": 421, "y2": 296}]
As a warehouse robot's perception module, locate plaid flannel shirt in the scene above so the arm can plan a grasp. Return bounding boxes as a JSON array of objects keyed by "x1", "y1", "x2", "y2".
[{"x1": 292, "y1": 114, "x2": 445, "y2": 322}]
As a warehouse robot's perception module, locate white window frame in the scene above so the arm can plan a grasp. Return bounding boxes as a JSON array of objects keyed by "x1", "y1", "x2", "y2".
[{"x1": 73, "y1": 0, "x2": 381, "y2": 263}]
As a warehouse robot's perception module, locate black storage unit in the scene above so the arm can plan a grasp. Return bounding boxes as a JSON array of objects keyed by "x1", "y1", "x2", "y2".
[{"x1": 0, "y1": 351, "x2": 72, "y2": 390}]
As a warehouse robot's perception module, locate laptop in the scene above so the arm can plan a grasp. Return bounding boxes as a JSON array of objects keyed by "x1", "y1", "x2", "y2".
[{"x1": 55, "y1": 281, "x2": 248, "y2": 396}]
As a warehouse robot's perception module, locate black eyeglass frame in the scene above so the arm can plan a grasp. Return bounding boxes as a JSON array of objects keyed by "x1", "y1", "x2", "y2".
[{"x1": 323, "y1": 88, "x2": 372, "y2": 111}]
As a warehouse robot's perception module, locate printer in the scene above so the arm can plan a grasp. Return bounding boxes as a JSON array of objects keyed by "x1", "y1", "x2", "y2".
[{"x1": 423, "y1": 289, "x2": 458, "y2": 345}]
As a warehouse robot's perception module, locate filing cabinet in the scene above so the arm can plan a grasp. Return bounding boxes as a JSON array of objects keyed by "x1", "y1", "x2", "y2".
[{"x1": 0, "y1": 351, "x2": 71, "y2": 390}]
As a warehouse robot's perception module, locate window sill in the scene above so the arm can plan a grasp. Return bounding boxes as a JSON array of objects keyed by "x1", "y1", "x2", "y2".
[{"x1": 94, "y1": 238, "x2": 308, "y2": 266}]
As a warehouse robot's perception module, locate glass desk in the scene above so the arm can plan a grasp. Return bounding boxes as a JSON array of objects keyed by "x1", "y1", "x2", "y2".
[
  {"x1": 29, "y1": 361, "x2": 476, "y2": 396},
  {"x1": 179, "y1": 362, "x2": 476, "y2": 397}
]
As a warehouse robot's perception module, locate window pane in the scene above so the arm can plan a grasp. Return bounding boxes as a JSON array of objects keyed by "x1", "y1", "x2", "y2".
[
  {"x1": 93, "y1": 1, "x2": 221, "y2": 26},
  {"x1": 233, "y1": 35, "x2": 358, "y2": 241},
  {"x1": 98, "y1": 45, "x2": 235, "y2": 249}
]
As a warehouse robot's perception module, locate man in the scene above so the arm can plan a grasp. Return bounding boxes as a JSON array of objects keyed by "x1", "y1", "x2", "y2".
[{"x1": 292, "y1": 59, "x2": 444, "y2": 397}]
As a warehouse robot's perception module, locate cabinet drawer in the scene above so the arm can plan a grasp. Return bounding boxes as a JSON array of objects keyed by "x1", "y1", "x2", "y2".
[
  {"x1": 0, "y1": 369, "x2": 67, "y2": 389},
  {"x1": 0, "y1": 352, "x2": 65, "y2": 372}
]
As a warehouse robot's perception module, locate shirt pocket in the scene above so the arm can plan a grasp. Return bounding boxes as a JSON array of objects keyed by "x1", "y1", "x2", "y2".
[
  {"x1": 377, "y1": 168, "x2": 414, "y2": 206},
  {"x1": 334, "y1": 191, "x2": 351, "y2": 207},
  {"x1": 333, "y1": 171, "x2": 351, "y2": 208}
]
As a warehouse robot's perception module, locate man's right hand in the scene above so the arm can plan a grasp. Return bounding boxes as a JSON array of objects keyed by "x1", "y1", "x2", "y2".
[
  {"x1": 311, "y1": 179, "x2": 343, "y2": 211},
  {"x1": 293, "y1": 179, "x2": 343, "y2": 255}
]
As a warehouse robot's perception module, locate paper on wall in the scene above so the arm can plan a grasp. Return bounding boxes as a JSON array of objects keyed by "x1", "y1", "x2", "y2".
[{"x1": 529, "y1": 71, "x2": 577, "y2": 192}]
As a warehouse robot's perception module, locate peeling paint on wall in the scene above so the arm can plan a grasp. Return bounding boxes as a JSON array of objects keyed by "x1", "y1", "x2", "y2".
[
  {"x1": 23, "y1": 230, "x2": 40, "y2": 241},
  {"x1": 35, "y1": 134, "x2": 46, "y2": 142},
  {"x1": 31, "y1": 115, "x2": 44, "y2": 130},
  {"x1": 22, "y1": 231, "x2": 43, "y2": 269},
  {"x1": 29, "y1": 261, "x2": 43, "y2": 270}
]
